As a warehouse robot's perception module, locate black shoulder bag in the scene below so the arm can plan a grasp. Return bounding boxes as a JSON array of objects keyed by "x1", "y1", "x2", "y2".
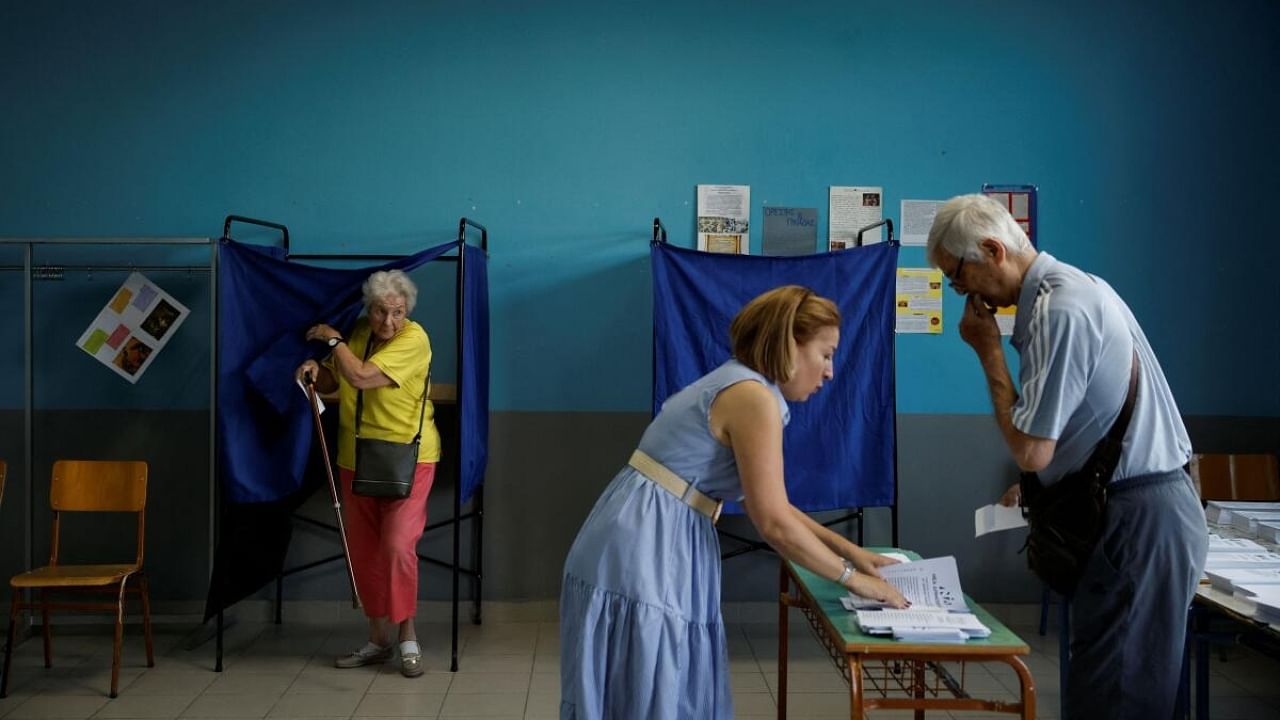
[
  {"x1": 351, "y1": 340, "x2": 429, "y2": 499},
  {"x1": 1019, "y1": 351, "x2": 1139, "y2": 595}
]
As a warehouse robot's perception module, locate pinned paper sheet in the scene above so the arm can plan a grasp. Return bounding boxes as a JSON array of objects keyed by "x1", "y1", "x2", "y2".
[{"x1": 975, "y1": 504, "x2": 1028, "y2": 537}]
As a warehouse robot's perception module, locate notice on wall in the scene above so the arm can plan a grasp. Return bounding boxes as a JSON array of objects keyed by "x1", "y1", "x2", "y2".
[
  {"x1": 76, "y1": 272, "x2": 190, "y2": 383},
  {"x1": 901, "y1": 199, "x2": 945, "y2": 247},
  {"x1": 762, "y1": 207, "x2": 818, "y2": 256},
  {"x1": 829, "y1": 186, "x2": 882, "y2": 250},
  {"x1": 696, "y1": 184, "x2": 751, "y2": 254},
  {"x1": 896, "y1": 268, "x2": 943, "y2": 334},
  {"x1": 982, "y1": 184, "x2": 1037, "y2": 248}
]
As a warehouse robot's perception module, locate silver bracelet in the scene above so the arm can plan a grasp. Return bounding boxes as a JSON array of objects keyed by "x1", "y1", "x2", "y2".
[{"x1": 834, "y1": 558, "x2": 854, "y2": 586}]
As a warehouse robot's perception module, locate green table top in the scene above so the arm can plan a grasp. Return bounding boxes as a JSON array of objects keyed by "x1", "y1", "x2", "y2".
[{"x1": 786, "y1": 549, "x2": 1029, "y2": 655}]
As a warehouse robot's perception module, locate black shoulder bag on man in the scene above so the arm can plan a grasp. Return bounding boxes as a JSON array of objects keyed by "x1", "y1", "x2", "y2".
[
  {"x1": 351, "y1": 340, "x2": 428, "y2": 499},
  {"x1": 1019, "y1": 351, "x2": 1139, "y2": 595}
]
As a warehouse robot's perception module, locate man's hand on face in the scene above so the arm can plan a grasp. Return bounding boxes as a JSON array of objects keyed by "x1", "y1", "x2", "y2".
[{"x1": 959, "y1": 294, "x2": 1001, "y2": 351}]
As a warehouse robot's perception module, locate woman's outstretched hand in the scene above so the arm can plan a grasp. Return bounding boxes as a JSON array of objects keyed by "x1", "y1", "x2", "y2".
[
  {"x1": 848, "y1": 573, "x2": 909, "y2": 609},
  {"x1": 850, "y1": 547, "x2": 901, "y2": 578}
]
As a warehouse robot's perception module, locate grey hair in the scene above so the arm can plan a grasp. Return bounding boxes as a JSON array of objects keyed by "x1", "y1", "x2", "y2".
[
  {"x1": 926, "y1": 194, "x2": 1033, "y2": 267},
  {"x1": 362, "y1": 269, "x2": 418, "y2": 314}
]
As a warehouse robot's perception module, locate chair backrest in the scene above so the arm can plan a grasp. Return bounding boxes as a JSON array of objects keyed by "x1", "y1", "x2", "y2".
[
  {"x1": 49, "y1": 460, "x2": 148, "y2": 567},
  {"x1": 51, "y1": 460, "x2": 148, "y2": 512},
  {"x1": 1194, "y1": 453, "x2": 1280, "y2": 502}
]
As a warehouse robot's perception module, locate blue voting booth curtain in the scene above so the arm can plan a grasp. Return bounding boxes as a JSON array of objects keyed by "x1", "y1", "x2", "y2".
[
  {"x1": 217, "y1": 238, "x2": 490, "y2": 505},
  {"x1": 651, "y1": 242, "x2": 898, "y2": 512},
  {"x1": 460, "y1": 244, "x2": 490, "y2": 505}
]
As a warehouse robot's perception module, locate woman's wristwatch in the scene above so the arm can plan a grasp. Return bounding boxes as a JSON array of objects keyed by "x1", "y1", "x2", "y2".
[
  {"x1": 326, "y1": 335, "x2": 344, "y2": 348},
  {"x1": 834, "y1": 558, "x2": 855, "y2": 587}
]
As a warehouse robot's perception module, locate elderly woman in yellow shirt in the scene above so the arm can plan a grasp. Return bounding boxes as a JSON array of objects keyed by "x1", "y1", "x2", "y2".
[{"x1": 295, "y1": 269, "x2": 439, "y2": 678}]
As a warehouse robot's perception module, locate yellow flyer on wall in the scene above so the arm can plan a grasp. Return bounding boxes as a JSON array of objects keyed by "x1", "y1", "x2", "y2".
[{"x1": 895, "y1": 268, "x2": 942, "y2": 334}]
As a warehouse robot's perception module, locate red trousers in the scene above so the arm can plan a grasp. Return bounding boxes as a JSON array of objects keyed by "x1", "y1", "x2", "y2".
[{"x1": 340, "y1": 463, "x2": 436, "y2": 624}]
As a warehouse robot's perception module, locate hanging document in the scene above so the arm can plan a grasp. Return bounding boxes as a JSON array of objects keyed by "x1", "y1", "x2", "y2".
[
  {"x1": 895, "y1": 268, "x2": 942, "y2": 334},
  {"x1": 696, "y1": 184, "x2": 751, "y2": 254},
  {"x1": 762, "y1": 207, "x2": 818, "y2": 256},
  {"x1": 829, "y1": 186, "x2": 882, "y2": 250},
  {"x1": 900, "y1": 199, "x2": 944, "y2": 247},
  {"x1": 76, "y1": 272, "x2": 190, "y2": 384}
]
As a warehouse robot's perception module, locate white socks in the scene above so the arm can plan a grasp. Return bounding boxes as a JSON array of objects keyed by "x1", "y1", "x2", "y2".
[{"x1": 399, "y1": 640, "x2": 420, "y2": 656}]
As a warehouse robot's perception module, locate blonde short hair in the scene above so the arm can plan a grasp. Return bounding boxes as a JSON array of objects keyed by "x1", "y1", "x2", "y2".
[{"x1": 730, "y1": 286, "x2": 840, "y2": 383}]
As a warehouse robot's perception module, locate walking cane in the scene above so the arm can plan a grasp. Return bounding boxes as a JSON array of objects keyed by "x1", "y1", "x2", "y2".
[{"x1": 305, "y1": 374, "x2": 362, "y2": 610}]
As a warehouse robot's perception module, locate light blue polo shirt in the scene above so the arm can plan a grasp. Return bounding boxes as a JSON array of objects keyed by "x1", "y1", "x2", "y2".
[{"x1": 1010, "y1": 253, "x2": 1191, "y2": 486}]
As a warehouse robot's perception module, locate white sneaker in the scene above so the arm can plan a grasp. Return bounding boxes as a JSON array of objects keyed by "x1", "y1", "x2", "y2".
[{"x1": 335, "y1": 642, "x2": 392, "y2": 668}]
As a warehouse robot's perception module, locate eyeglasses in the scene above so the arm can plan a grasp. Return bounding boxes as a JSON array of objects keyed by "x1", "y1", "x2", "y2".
[{"x1": 944, "y1": 256, "x2": 966, "y2": 288}]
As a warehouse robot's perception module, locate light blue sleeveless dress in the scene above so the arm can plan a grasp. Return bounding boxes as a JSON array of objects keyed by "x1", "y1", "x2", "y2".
[{"x1": 559, "y1": 360, "x2": 790, "y2": 720}]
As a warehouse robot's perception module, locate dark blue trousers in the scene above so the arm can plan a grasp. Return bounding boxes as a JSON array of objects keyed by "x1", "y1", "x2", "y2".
[{"x1": 1065, "y1": 468, "x2": 1207, "y2": 720}]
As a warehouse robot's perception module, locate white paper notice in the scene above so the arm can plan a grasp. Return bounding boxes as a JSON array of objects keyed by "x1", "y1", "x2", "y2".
[
  {"x1": 696, "y1": 184, "x2": 751, "y2": 254},
  {"x1": 829, "y1": 186, "x2": 882, "y2": 249},
  {"x1": 975, "y1": 504, "x2": 1029, "y2": 537},
  {"x1": 901, "y1": 200, "x2": 944, "y2": 247},
  {"x1": 75, "y1": 272, "x2": 191, "y2": 384}
]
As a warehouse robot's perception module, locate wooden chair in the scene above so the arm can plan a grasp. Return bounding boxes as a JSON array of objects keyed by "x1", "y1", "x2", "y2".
[
  {"x1": 1193, "y1": 453, "x2": 1280, "y2": 501},
  {"x1": 1, "y1": 461, "x2": 153, "y2": 698}
]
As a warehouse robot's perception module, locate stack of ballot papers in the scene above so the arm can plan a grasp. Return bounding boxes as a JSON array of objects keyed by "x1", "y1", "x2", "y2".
[
  {"x1": 1231, "y1": 511, "x2": 1280, "y2": 535},
  {"x1": 1202, "y1": 552, "x2": 1280, "y2": 571},
  {"x1": 853, "y1": 609, "x2": 991, "y2": 643},
  {"x1": 1233, "y1": 586, "x2": 1280, "y2": 624},
  {"x1": 838, "y1": 556, "x2": 990, "y2": 642},
  {"x1": 1205, "y1": 567, "x2": 1280, "y2": 594},
  {"x1": 1258, "y1": 522, "x2": 1280, "y2": 544},
  {"x1": 1207, "y1": 534, "x2": 1267, "y2": 554},
  {"x1": 1206, "y1": 501, "x2": 1280, "y2": 526}
]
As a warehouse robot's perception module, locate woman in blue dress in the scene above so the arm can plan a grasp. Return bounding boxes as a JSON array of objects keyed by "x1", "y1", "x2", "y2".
[{"x1": 560, "y1": 286, "x2": 908, "y2": 720}]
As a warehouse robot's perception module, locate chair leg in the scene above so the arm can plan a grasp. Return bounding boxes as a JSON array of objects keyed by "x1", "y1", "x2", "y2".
[
  {"x1": 110, "y1": 581, "x2": 125, "y2": 698},
  {"x1": 2, "y1": 591, "x2": 18, "y2": 698},
  {"x1": 40, "y1": 590, "x2": 51, "y2": 669},
  {"x1": 138, "y1": 574, "x2": 154, "y2": 667}
]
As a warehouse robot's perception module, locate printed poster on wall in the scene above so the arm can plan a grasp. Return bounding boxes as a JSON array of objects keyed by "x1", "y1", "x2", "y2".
[
  {"x1": 762, "y1": 206, "x2": 818, "y2": 256},
  {"x1": 829, "y1": 186, "x2": 883, "y2": 250},
  {"x1": 696, "y1": 184, "x2": 751, "y2": 254},
  {"x1": 895, "y1": 268, "x2": 943, "y2": 334},
  {"x1": 76, "y1": 272, "x2": 190, "y2": 383},
  {"x1": 900, "y1": 199, "x2": 945, "y2": 247}
]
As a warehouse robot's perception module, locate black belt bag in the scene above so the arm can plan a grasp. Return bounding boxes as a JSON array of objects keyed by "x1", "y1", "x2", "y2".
[
  {"x1": 1020, "y1": 351, "x2": 1138, "y2": 595},
  {"x1": 352, "y1": 341, "x2": 429, "y2": 499}
]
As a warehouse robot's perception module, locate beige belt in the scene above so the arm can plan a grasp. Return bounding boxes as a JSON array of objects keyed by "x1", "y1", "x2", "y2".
[{"x1": 628, "y1": 449, "x2": 724, "y2": 525}]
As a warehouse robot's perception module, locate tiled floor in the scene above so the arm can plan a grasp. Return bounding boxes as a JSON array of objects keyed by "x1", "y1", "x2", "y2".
[{"x1": 1, "y1": 608, "x2": 1279, "y2": 719}]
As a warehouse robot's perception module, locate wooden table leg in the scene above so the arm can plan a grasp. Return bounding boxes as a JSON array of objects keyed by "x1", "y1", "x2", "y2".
[
  {"x1": 848, "y1": 654, "x2": 864, "y2": 720},
  {"x1": 1008, "y1": 656, "x2": 1037, "y2": 720}
]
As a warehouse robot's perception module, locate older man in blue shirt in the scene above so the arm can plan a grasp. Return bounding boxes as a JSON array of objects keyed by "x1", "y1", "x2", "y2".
[{"x1": 927, "y1": 194, "x2": 1207, "y2": 720}]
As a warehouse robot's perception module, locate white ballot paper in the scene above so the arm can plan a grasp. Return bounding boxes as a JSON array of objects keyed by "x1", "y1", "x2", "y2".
[
  {"x1": 842, "y1": 556, "x2": 967, "y2": 612},
  {"x1": 975, "y1": 504, "x2": 1028, "y2": 537},
  {"x1": 297, "y1": 378, "x2": 326, "y2": 415}
]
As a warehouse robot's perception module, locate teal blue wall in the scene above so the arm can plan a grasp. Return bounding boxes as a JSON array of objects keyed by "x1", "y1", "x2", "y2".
[{"x1": 2, "y1": 1, "x2": 1277, "y2": 414}]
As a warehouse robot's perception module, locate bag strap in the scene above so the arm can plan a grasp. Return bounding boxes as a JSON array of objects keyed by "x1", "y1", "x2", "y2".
[
  {"x1": 354, "y1": 337, "x2": 429, "y2": 443},
  {"x1": 1081, "y1": 349, "x2": 1141, "y2": 481}
]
